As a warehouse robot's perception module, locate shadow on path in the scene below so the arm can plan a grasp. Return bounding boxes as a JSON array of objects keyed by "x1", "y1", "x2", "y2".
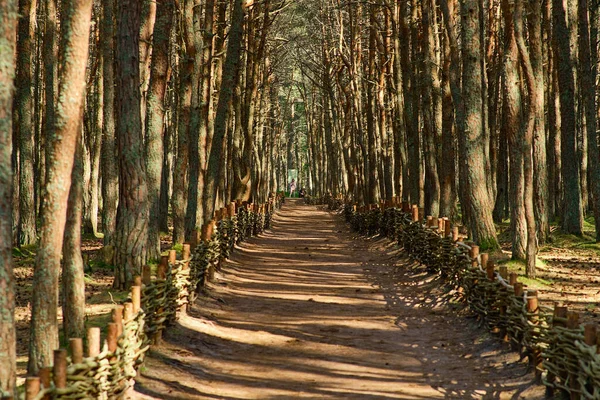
[{"x1": 135, "y1": 199, "x2": 545, "y2": 400}]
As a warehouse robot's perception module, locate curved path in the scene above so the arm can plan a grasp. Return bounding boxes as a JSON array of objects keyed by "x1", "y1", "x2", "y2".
[{"x1": 135, "y1": 199, "x2": 544, "y2": 399}]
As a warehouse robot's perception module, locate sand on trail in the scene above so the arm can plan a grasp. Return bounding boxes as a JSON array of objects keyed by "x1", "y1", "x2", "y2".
[{"x1": 135, "y1": 199, "x2": 545, "y2": 400}]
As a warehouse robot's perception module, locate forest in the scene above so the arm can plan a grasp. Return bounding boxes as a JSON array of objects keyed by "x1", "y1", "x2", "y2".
[{"x1": 1, "y1": 0, "x2": 600, "y2": 398}]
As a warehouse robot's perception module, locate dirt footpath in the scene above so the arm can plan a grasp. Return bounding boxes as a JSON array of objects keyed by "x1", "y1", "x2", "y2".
[{"x1": 135, "y1": 199, "x2": 546, "y2": 399}]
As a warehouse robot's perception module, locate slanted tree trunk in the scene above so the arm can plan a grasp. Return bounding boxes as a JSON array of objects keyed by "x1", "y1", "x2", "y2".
[
  {"x1": 113, "y1": 0, "x2": 149, "y2": 289},
  {"x1": 515, "y1": 0, "x2": 538, "y2": 277},
  {"x1": 62, "y1": 136, "x2": 86, "y2": 339},
  {"x1": 0, "y1": 0, "x2": 18, "y2": 393},
  {"x1": 28, "y1": 0, "x2": 92, "y2": 373},
  {"x1": 202, "y1": 0, "x2": 244, "y2": 222}
]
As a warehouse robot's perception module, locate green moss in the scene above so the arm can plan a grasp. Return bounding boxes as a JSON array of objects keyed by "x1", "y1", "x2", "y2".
[
  {"x1": 478, "y1": 236, "x2": 500, "y2": 251},
  {"x1": 498, "y1": 258, "x2": 552, "y2": 288},
  {"x1": 89, "y1": 259, "x2": 115, "y2": 271},
  {"x1": 171, "y1": 243, "x2": 183, "y2": 252}
]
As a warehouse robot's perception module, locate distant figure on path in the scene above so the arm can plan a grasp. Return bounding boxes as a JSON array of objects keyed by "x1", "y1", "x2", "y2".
[
  {"x1": 289, "y1": 179, "x2": 296, "y2": 197},
  {"x1": 299, "y1": 187, "x2": 306, "y2": 198}
]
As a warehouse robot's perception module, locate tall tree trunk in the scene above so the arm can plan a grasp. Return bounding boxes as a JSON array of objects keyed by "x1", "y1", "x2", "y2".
[
  {"x1": 553, "y1": 0, "x2": 583, "y2": 235},
  {"x1": 515, "y1": 0, "x2": 538, "y2": 277},
  {"x1": 62, "y1": 136, "x2": 85, "y2": 339},
  {"x1": 16, "y1": 0, "x2": 37, "y2": 246},
  {"x1": 113, "y1": 0, "x2": 149, "y2": 289},
  {"x1": 529, "y1": 0, "x2": 549, "y2": 243},
  {"x1": 439, "y1": 1, "x2": 457, "y2": 219},
  {"x1": 145, "y1": 0, "x2": 174, "y2": 260},
  {"x1": 42, "y1": 0, "x2": 57, "y2": 196},
  {"x1": 0, "y1": 0, "x2": 18, "y2": 393},
  {"x1": 579, "y1": 0, "x2": 600, "y2": 241},
  {"x1": 28, "y1": 0, "x2": 92, "y2": 373},
  {"x1": 502, "y1": 0, "x2": 526, "y2": 260},
  {"x1": 184, "y1": 0, "x2": 203, "y2": 238},
  {"x1": 172, "y1": 13, "x2": 192, "y2": 245},
  {"x1": 101, "y1": 0, "x2": 118, "y2": 252},
  {"x1": 422, "y1": 0, "x2": 441, "y2": 216},
  {"x1": 202, "y1": 0, "x2": 244, "y2": 222},
  {"x1": 458, "y1": 0, "x2": 498, "y2": 248}
]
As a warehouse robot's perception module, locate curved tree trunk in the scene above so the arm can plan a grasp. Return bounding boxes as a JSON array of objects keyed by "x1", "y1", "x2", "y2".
[{"x1": 62, "y1": 136, "x2": 86, "y2": 339}]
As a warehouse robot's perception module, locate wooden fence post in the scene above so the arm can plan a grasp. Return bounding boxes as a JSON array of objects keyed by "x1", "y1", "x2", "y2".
[
  {"x1": 69, "y1": 338, "x2": 83, "y2": 364},
  {"x1": 52, "y1": 349, "x2": 67, "y2": 389},
  {"x1": 25, "y1": 377, "x2": 40, "y2": 400},
  {"x1": 87, "y1": 327, "x2": 101, "y2": 357},
  {"x1": 38, "y1": 367, "x2": 51, "y2": 400}
]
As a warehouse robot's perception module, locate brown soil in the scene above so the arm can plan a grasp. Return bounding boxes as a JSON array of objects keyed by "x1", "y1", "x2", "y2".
[{"x1": 134, "y1": 199, "x2": 546, "y2": 399}]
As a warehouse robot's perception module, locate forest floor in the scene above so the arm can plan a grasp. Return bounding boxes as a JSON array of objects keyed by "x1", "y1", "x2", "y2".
[
  {"x1": 495, "y1": 222, "x2": 600, "y2": 323},
  {"x1": 133, "y1": 199, "x2": 545, "y2": 399}
]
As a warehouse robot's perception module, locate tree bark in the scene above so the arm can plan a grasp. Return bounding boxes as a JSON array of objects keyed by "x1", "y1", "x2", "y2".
[
  {"x1": 101, "y1": 0, "x2": 118, "y2": 252},
  {"x1": 16, "y1": 0, "x2": 37, "y2": 246},
  {"x1": 28, "y1": 0, "x2": 92, "y2": 373},
  {"x1": 502, "y1": 0, "x2": 526, "y2": 260},
  {"x1": 202, "y1": 0, "x2": 244, "y2": 222},
  {"x1": 553, "y1": 0, "x2": 583, "y2": 235},
  {"x1": 578, "y1": 0, "x2": 600, "y2": 241},
  {"x1": 145, "y1": 0, "x2": 174, "y2": 260},
  {"x1": 529, "y1": 0, "x2": 549, "y2": 243},
  {"x1": 113, "y1": 0, "x2": 149, "y2": 289},
  {"x1": 62, "y1": 136, "x2": 86, "y2": 339},
  {"x1": 0, "y1": 0, "x2": 18, "y2": 393},
  {"x1": 515, "y1": 0, "x2": 538, "y2": 277},
  {"x1": 458, "y1": 0, "x2": 498, "y2": 248}
]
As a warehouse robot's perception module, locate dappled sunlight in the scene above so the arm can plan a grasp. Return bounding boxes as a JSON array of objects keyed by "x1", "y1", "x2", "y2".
[{"x1": 136, "y1": 200, "x2": 544, "y2": 399}]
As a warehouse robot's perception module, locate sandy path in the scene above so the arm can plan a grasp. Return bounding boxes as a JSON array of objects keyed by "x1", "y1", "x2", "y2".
[{"x1": 135, "y1": 200, "x2": 545, "y2": 399}]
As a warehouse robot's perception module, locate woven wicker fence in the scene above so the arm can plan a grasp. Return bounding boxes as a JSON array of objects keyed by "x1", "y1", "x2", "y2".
[
  {"x1": 18, "y1": 194, "x2": 284, "y2": 400},
  {"x1": 335, "y1": 197, "x2": 600, "y2": 399}
]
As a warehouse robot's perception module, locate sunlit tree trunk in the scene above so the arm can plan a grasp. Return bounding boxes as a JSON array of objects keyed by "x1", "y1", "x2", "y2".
[
  {"x1": 28, "y1": 0, "x2": 92, "y2": 372},
  {"x1": 145, "y1": 0, "x2": 174, "y2": 260},
  {"x1": 62, "y1": 136, "x2": 86, "y2": 339}
]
